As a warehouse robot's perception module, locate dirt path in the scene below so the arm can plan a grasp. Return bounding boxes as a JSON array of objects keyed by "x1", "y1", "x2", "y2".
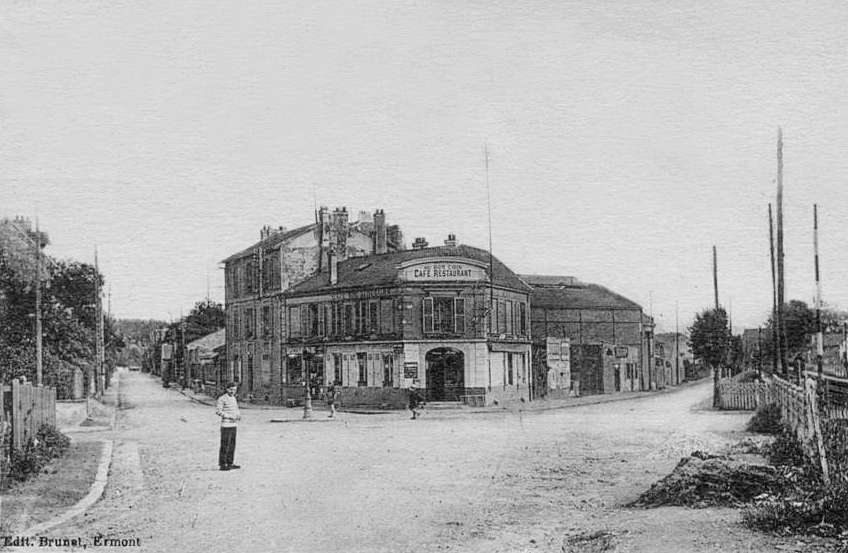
[{"x1": 51, "y1": 374, "x2": 825, "y2": 552}]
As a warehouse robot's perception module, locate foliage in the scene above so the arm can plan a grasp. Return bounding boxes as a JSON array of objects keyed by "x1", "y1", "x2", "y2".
[
  {"x1": 3, "y1": 424, "x2": 70, "y2": 485},
  {"x1": 747, "y1": 403, "x2": 783, "y2": 435},
  {"x1": 0, "y1": 219, "x2": 123, "y2": 391},
  {"x1": 689, "y1": 307, "x2": 730, "y2": 369}
]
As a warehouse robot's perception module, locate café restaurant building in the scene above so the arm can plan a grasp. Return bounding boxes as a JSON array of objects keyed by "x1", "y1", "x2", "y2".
[{"x1": 281, "y1": 237, "x2": 533, "y2": 408}]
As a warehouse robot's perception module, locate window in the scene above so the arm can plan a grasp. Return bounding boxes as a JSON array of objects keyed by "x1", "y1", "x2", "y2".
[
  {"x1": 333, "y1": 353, "x2": 343, "y2": 384},
  {"x1": 245, "y1": 308, "x2": 255, "y2": 339},
  {"x1": 368, "y1": 300, "x2": 379, "y2": 334},
  {"x1": 382, "y1": 353, "x2": 394, "y2": 386},
  {"x1": 497, "y1": 301, "x2": 507, "y2": 335},
  {"x1": 423, "y1": 297, "x2": 466, "y2": 333},
  {"x1": 357, "y1": 352, "x2": 368, "y2": 386},
  {"x1": 232, "y1": 308, "x2": 241, "y2": 340},
  {"x1": 300, "y1": 305, "x2": 309, "y2": 337},
  {"x1": 245, "y1": 260, "x2": 255, "y2": 294},
  {"x1": 289, "y1": 306, "x2": 301, "y2": 338},
  {"x1": 309, "y1": 304, "x2": 319, "y2": 336},
  {"x1": 333, "y1": 302, "x2": 343, "y2": 337},
  {"x1": 321, "y1": 304, "x2": 330, "y2": 337},
  {"x1": 355, "y1": 301, "x2": 366, "y2": 334},
  {"x1": 518, "y1": 303, "x2": 527, "y2": 336},
  {"x1": 507, "y1": 353, "x2": 514, "y2": 385},
  {"x1": 344, "y1": 303, "x2": 354, "y2": 335},
  {"x1": 262, "y1": 305, "x2": 272, "y2": 338},
  {"x1": 454, "y1": 298, "x2": 466, "y2": 334},
  {"x1": 505, "y1": 301, "x2": 514, "y2": 335}
]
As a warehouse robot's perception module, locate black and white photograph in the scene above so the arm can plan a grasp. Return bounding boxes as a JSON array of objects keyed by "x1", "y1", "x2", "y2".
[{"x1": 2, "y1": 2, "x2": 848, "y2": 552}]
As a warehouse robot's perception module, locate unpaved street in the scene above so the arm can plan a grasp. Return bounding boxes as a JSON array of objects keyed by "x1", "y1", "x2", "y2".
[{"x1": 58, "y1": 373, "x2": 790, "y2": 552}]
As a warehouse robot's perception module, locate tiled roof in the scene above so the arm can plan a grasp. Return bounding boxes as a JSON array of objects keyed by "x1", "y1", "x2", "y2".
[
  {"x1": 520, "y1": 274, "x2": 583, "y2": 287},
  {"x1": 286, "y1": 244, "x2": 530, "y2": 296},
  {"x1": 220, "y1": 223, "x2": 316, "y2": 264},
  {"x1": 525, "y1": 279, "x2": 643, "y2": 311}
]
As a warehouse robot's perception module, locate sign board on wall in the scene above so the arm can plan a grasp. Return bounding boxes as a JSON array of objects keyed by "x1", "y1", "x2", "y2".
[
  {"x1": 398, "y1": 257, "x2": 488, "y2": 282},
  {"x1": 614, "y1": 346, "x2": 629, "y2": 358},
  {"x1": 403, "y1": 362, "x2": 419, "y2": 379},
  {"x1": 161, "y1": 344, "x2": 173, "y2": 361}
]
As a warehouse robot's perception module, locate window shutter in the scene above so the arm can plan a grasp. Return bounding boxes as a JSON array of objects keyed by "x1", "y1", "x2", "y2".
[
  {"x1": 423, "y1": 297, "x2": 434, "y2": 333},
  {"x1": 454, "y1": 298, "x2": 466, "y2": 334}
]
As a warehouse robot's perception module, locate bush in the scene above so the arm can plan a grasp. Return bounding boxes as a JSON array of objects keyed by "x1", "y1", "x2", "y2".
[
  {"x1": 747, "y1": 403, "x2": 783, "y2": 435},
  {"x1": 3, "y1": 424, "x2": 70, "y2": 485},
  {"x1": 767, "y1": 428, "x2": 810, "y2": 469}
]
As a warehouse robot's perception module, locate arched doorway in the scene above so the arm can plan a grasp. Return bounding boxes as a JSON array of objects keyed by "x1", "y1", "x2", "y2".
[{"x1": 425, "y1": 348, "x2": 465, "y2": 401}]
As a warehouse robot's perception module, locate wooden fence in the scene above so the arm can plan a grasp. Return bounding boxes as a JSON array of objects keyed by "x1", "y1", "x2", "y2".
[
  {"x1": 717, "y1": 379, "x2": 768, "y2": 410},
  {"x1": 1, "y1": 380, "x2": 57, "y2": 453}
]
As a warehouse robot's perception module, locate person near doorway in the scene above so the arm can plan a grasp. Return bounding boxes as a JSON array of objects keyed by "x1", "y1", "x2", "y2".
[
  {"x1": 325, "y1": 383, "x2": 339, "y2": 418},
  {"x1": 216, "y1": 382, "x2": 241, "y2": 471},
  {"x1": 408, "y1": 383, "x2": 424, "y2": 420}
]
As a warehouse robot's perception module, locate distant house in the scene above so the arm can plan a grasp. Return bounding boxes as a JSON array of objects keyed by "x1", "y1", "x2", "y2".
[
  {"x1": 522, "y1": 275, "x2": 654, "y2": 397},
  {"x1": 653, "y1": 332, "x2": 692, "y2": 386},
  {"x1": 186, "y1": 328, "x2": 226, "y2": 392}
]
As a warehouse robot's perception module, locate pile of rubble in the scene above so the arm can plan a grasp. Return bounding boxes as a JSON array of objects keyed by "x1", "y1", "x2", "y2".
[{"x1": 630, "y1": 451, "x2": 786, "y2": 509}]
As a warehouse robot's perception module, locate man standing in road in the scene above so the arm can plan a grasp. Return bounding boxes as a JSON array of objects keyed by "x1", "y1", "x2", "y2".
[{"x1": 216, "y1": 382, "x2": 241, "y2": 471}]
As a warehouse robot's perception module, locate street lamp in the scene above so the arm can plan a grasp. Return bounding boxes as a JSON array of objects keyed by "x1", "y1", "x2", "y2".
[{"x1": 302, "y1": 351, "x2": 313, "y2": 420}]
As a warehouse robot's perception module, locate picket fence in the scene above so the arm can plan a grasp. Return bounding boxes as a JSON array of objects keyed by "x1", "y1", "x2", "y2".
[
  {"x1": 717, "y1": 379, "x2": 768, "y2": 410},
  {"x1": 0, "y1": 380, "x2": 57, "y2": 453}
]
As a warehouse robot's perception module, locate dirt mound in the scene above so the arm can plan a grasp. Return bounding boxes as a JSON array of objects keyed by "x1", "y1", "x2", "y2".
[{"x1": 630, "y1": 451, "x2": 786, "y2": 508}]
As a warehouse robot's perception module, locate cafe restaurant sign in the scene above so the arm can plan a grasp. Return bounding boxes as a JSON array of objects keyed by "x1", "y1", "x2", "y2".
[{"x1": 399, "y1": 258, "x2": 488, "y2": 282}]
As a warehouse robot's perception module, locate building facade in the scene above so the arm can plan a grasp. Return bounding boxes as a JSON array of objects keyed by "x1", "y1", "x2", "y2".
[
  {"x1": 221, "y1": 207, "x2": 404, "y2": 402},
  {"x1": 282, "y1": 239, "x2": 532, "y2": 408},
  {"x1": 523, "y1": 275, "x2": 653, "y2": 397}
]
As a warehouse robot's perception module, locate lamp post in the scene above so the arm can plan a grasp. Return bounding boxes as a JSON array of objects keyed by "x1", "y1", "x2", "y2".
[{"x1": 302, "y1": 352, "x2": 313, "y2": 420}]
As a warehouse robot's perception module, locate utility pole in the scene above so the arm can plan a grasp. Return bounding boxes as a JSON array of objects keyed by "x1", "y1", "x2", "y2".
[
  {"x1": 94, "y1": 247, "x2": 105, "y2": 397},
  {"x1": 712, "y1": 245, "x2": 719, "y2": 311},
  {"x1": 35, "y1": 218, "x2": 43, "y2": 386},
  {"x1": 768, "y1": 204, "x2": 780, "y2": 376},
  {"x1": 712, "y1": 247, "x2": 721, "y2": 407},
  {"x1": 814, "y1": 204, "x2": 823, "y2": 379},
  {"x1": 776, "y1": 128, "x2": 789, "y2": 377},
  {"x1": 675, "y1": 301, "x2": 680, "y2": 384}
]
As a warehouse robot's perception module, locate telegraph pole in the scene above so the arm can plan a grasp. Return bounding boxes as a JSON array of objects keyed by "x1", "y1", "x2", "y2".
[
  {"x1": 94, "y1": 247, "x2": 105, "y2": 397},
  {"x1": 768, "y1": 204, "x2": 780, "y2": 376},
  {"x1": 35, "y1": 218, "x2": 43, "y2": 386},
  {"x1": 814, "y1": 204, "x2": 823, "y2": 379},
  {"x1": 776, "y1": 128, "x2": 788, "y2": 377}
]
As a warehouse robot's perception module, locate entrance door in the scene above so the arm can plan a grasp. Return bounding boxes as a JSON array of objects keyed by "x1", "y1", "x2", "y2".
[{"x1": 425, "y1": 348, "x2": 464, "y2": 401}]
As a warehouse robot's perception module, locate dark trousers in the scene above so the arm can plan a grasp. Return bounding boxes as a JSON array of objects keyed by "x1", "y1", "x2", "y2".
[{"x1": 219, "y1": 427, "x2": 237, "y2": 467}]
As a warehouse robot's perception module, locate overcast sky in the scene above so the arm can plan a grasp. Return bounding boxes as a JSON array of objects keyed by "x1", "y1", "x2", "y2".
[{"x1": 3, "y1": 1, "x2": 848, "y2": 333}]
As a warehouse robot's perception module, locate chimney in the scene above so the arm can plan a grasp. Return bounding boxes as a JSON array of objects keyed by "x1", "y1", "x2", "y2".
[
  {"x1": 386, "y1": 225, "x2": 404, "y2": 250},
  {"x1": 412, "y1": 237, "x2": 428, "y2": 250},
  {"x1": 329, "y1": 251, "x2": 338, "y2": 285},
  {"x1": 260, "y1": 225, "x2": 269, "y2": 240},
  {"x1": 330, "y1": 207, "x2": 349, "y2": 258},
  {"x1": 444, "y1": 234, "x2": 457, "y2": 247},
  {"x1": 373, "y1": 209, "x2": 387, "y2": 254}
]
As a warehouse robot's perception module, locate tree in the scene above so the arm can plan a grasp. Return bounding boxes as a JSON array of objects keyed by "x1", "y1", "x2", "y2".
[{"x1": 689, "y1": 307, "x2": 730, "y2": 408}]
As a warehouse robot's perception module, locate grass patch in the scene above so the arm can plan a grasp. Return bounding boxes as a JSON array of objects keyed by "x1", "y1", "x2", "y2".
[
  {"x1": 747, "y1": 403, "x2": 783, "y2": 435},
  {"x1": 0, "y1": 440, "x2": 102, "y2": 533}
]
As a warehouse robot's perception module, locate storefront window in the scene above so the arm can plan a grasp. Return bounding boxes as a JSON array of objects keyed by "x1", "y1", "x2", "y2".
[
  {"x1": 357, "y1": 352, "x2": 368, "y2": 386},
  {"x1": 423, "y1": 297, "x2": 466, "y2": 334}
]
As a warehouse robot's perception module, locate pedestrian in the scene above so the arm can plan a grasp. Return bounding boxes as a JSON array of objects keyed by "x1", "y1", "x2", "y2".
[
  {"x1": 325, "y1": 383, "x2": 339, "y2": 418},
  {"x1": 216, "y1": 382, "x2": 241, "y2": 471},
  {"x1": 408, "y1": 384, "x2": 424, "y2": 420}
]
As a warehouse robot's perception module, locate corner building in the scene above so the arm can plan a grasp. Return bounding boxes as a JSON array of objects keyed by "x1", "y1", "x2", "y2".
[{"x1": 283, "y1": 240, "x2": 532, "y2": 408}]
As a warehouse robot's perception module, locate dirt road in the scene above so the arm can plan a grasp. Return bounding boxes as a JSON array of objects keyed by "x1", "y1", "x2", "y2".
[{"x1": 56, "y1": 373, "x2": 800, "y2": 552}]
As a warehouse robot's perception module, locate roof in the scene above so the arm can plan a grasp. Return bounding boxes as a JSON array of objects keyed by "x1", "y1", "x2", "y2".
[
  {"x1": 286, "y1": 244, "x2": 531, "y2": 295},
  {"x1": 186, "y1": 328, "x2": 226, "y2": 352},
  {"x1": 520, "y1": 274, "x2": 583, "y2": 287},
  {"x1": 524, "y1": 277, "x2": 643, "y2": 311},
  {"x1": 220, "y1": 223, "x2": 316, "y2": 264}
]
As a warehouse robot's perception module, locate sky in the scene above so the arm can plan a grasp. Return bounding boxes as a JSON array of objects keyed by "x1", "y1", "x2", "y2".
[{"x1": 3, "y1": 0, "x2": 848, "y2": 333}]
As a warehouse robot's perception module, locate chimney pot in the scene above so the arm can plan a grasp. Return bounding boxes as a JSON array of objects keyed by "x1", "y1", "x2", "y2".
[{"x1": 444, "y1": 234, "x2": 457, "y2": 247}]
